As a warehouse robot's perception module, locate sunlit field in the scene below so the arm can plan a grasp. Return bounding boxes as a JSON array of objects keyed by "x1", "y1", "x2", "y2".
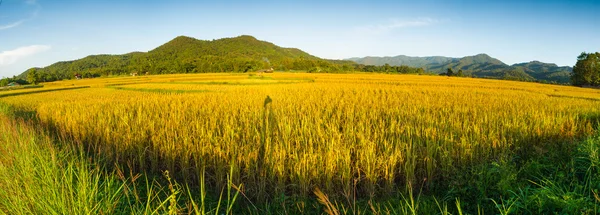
[{"x1": 1, "y1": 73, "x2": 599, "y2": 214}]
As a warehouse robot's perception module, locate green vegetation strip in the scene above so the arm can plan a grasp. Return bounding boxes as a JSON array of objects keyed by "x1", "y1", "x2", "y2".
[
  {"x1": 0, "y1": 103, "x2": 239, "y2": 214},
  {"x1": 0, "y1": 86, "x2": 90, "y2": 98},
  {"x1": 0, "y1": 85, "x2": 43, "y2": 91},
  {"x1": 110, "y1": 86, "x2": 210, "y2": 94},
  {"x1": 161, "y1": 79, "x2": 315, "y2": 86},
  {"x1": 104, "y1": 81, "x2": 151, "y2": 87},
  {"x1": 547, "y1": 94, "x2": 600, "y2": 102}
]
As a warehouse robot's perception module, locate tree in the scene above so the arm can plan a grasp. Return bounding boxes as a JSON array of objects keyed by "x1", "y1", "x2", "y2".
[
  {"x1": 383, "y1": 63, "x2": 391, "y2": 73},
  {"x1": 0, "y1": 78, "x2": 9, "y2": 87},
  {"x1": 446, "y1": 68, "x2": 454, "y2": 76},
  {"x1": 26, "y1": 68, "x2": 40, "y2": 85},
  {"x1": 457, "y1": 69, "x2": 464, "y2": 77},
  {"x1": 572, "y1": 52, "x2": 600, "y2": 86}
]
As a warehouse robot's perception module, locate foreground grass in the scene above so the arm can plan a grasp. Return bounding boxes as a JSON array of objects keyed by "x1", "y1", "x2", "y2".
[{"x1": 0, "y1": 111, "x2": 249, "y2": 214}]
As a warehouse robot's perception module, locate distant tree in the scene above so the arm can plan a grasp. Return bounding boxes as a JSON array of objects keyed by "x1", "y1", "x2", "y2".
[
  {"x1": 308, "y1": 67, "x2": 321, "y2": 73},
  {"x1": 0, "y1": 78, "x2": 9, "y2": 87},
  {"x1": 383, "y1": 63, "x2": 391, "y2": 72},
  {"x1": 571, "y1": 52, "x2": 600, "y2": 86},
  {"x1": 457, "y1": 69, "x2": 464, "y2": 77},
  {"x1": 446, "y1": 68, "x2": 455, "y2": 76},
  {"x1": 26, "y1": 68, "x2": 40, "y2": 85}
]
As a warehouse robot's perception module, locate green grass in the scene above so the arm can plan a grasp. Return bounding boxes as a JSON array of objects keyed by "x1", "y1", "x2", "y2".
[
  {"x1": 0, "y1": 104, "x2": 245, "y2": 214},
  {"x1": 162, "y1": 80, "x2": 313, "y2": 85},
  {"x1": 0, "y1": 114, "x2": 124, "y2": 214},
  {"x1": 0, "y1": 85, "x2": 43, "y2": 91},
  {"x1": 110, "y1": 86, "x2": 211, "y2": 94},
  {"x1": 0, "y1": 86, "x2": 90, "y2": 98}
]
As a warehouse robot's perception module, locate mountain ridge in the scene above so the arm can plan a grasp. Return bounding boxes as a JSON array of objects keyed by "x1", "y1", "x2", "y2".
[{"x1": 348, "y1": 54, "x2": 572, "y2": 83}]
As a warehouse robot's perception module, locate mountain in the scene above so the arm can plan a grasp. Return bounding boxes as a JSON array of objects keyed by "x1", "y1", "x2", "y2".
[
  {"x1": 349, "y1": 54, "x2": 573, "y2": 84},
  {"x1": 20, "y1": 35, "x2": 356, "y2": 81},
  {"x1": 347, "y1": 55, "x2": 455, "y2": 68},
  {"x1": 145, "y1": 35, "x2": 322, "y2": 66},
  {"x1": 511, "y1": 61, "x2": 573, "y2": 83}
]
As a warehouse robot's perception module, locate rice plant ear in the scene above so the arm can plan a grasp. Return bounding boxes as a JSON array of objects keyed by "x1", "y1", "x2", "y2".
[{"x1": 314, "y1": 188, "x2": 340, "y2": 215}]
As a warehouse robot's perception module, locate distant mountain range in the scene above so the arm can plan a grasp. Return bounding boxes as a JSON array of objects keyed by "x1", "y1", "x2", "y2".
[{"x1": 348, "y1": 54, "x2": 573, "y2": 83}]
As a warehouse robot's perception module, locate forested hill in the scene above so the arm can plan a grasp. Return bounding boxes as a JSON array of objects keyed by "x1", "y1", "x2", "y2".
[
  {"x1": 19, "y1": 35, "x2": 357, "y2": 81},
  {"x1": 349, "y1": 54, "x2": 573, "y2": 84}
]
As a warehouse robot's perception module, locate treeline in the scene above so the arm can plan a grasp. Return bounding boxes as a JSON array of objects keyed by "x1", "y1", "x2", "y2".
[
  {"x1": 20, "y1": 58, "x2": 427, "y2": 85},
  {"x1": 0, "y1": 76, "x2": 29, "y2": 87},
  {"x1": 22, "y1": 56, "x2": 360, "y2": 82},
  {"x1": 355, "y1": 63, "x2": 426, "y2": 74},
  {"x1": 24, "y1": 56, "x2": 416, "y2": 83},
  {"x1": 440, "y1": 68, "x2": 466, "y2": 77}
]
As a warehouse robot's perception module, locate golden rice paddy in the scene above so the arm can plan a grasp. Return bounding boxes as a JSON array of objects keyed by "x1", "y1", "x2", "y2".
[{"x1": 2, "y1": 73, "x2": 599, "y2": 198}]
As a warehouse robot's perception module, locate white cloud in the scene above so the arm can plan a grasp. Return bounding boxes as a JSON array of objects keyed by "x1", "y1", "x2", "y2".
[
  {"x1": 0, "y1": 45, "x2": 51, "y2": 66},
  {"x1": 0, "y1": 0, "x2": 41, "y2": 31},
  {"x1": 356, "y1": 18, "x2": 440, "y2": 35},
  {"x1": 0, "y1": 20, "x2": 25, "y2": 30}
]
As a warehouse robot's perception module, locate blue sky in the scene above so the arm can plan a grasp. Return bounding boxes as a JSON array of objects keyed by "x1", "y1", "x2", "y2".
[{"x1": 0, "y1": 0, "x2": 598, "y2": 77}]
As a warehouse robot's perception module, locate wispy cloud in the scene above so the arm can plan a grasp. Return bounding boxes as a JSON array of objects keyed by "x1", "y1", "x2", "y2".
[
  {"x1": 356, "y1": 18, "x2": 440, "y2": 35},
  {"x1": 0, "y1": 45, "x2": 51, "y2": 66},
  {"x1": 0, "y1": 0, "x2": 41, "y2": 31},
  {"x1": 0, "y1": 20, "x2": 25, "y2": 30}
]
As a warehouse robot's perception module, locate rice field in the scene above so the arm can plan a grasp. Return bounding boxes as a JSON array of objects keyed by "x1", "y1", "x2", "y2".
[{"x1": 1, "y1": 73, "x2": 600, "y2": 213}]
